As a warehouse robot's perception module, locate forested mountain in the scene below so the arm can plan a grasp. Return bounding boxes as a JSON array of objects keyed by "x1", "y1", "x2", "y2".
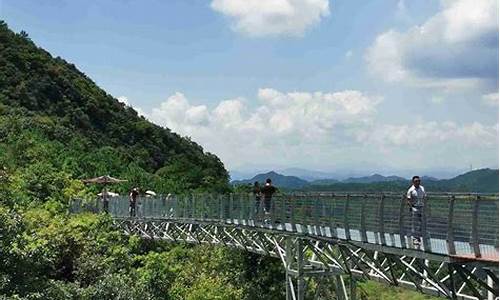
[
  {"x1": 231, "y1": 171, "x2": 309, "y2": 189},
  {"x1": 341, "y1": 174, "x2": 407, "y2": 184},
  {"x1": 0, "y1": 20, "x2": 229, "y2": 198},
  {"x1": 436, "y1": 168, "x2": 499, "y2": 192}
]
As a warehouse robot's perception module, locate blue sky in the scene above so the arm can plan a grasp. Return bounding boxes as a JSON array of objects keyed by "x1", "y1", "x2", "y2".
[{"x1": 1, "y1": 0, "x2": 498, "y2": 178}]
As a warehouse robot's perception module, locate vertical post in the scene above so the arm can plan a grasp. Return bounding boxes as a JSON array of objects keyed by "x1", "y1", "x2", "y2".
[
  {"x1": 360, "y1": 194, "x2": 368, "y2": 243},
  {"x1": 219, "y1": 194, "x2": 224, "y2": 221},
  {"x1": 202, "y1": 193, "x2": 207, "y2": 220},
  {"x1": 330, "y1": 194, "x2": 338, "y2": 239},
  {"x1": 183, "y1": 195, "x2": 187, "y2": 218},
  {"x1": 239, "y1": 194, "x2": 244, "y2": 224},
  {"x1": 296, "y1": 194, "x2": 303, "y2": 233},
  {"x1": 378, "y1": 194, "x2": 386, "y2": 246},
  {"x1": 281, "y1": 194, "x2": 286, "y2": 229},
  {"x1": 259, "y1": 193, "x2": 264, "y2": 223},
  {"x1": 344, "y1": 195, "x2": 351, "y2": 240},
  {"x1": 314, "y1": 196, "x2": 321, "y2": 235},
  {"x1": 229, "y1": 193, "x2": 234, "y2": 223},
  {"x1": 471, "y1": 195, "x2": 481, "y2": 258},
  {"x1": 247, "y1": 193, "x2": 252, "y2": 224},
  {"x1": 269, "y1": 195, "x2": 275, "y2": 228},
  {"x1": 192, "y1": 194, "x2": 196, "y2": 220},
  {"x1": 447, "y1": 195, "x2": 456, "y2": 255},
  {"x1": 197, "y1": 194, "x2": 201, "y2": 219},
  {"x1": 173, "y1": 195, "x2": 178, "y2": 218},
  {"x1": 422, "y1": 194, "x2": 431, "y2": 251},
  {"x1": 290, "y1": 195, "x2": 296, "y2": 232},
  {"x1": 399, "y1": 194, "x2": 407, "y2": 248},
  {"x1": 250, "y1": 193, "x2": 255, "y2": 224},
  {"x1": 199, "y1": 194, "x2": 204, "y2": 220}
]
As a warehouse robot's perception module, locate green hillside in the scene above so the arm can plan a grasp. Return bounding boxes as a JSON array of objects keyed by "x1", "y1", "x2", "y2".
[
  {"x1": 438, "y1": 168, "x2": 499, "y2": 192},
  {"x1": 232, "y1": 171, "x2": 309, "y2": 189},
  {"x1": 0, "y1": 21, "x2": 229, "y2": 199}
]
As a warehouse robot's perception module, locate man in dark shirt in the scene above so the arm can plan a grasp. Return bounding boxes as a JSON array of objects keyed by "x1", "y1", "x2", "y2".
[
  {"x1": 260, "y1": 178, "x2": 277, "y2": 215},
  {"x1": 129, "y1": 187, "x2": 139, "y2": 217}
]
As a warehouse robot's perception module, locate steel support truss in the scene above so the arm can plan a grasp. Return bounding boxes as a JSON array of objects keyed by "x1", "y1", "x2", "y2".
[{"x1": 116, "y1": 218, "x2": 498, "y2": 300}]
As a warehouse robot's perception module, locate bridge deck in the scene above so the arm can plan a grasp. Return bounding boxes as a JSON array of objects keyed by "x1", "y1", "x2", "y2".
[{"x1": 72, "y1": 192, "x2": 499, "y2": 263}]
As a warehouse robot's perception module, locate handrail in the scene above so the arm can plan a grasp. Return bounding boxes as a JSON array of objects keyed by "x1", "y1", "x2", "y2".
[{"x1": 71, "y1": 192, "x2": 499, "y2": 261}]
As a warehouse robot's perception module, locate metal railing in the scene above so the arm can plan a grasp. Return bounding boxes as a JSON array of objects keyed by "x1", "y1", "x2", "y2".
[{"x1": 71, "y1": 192, "x2": 499, "y2": 260}]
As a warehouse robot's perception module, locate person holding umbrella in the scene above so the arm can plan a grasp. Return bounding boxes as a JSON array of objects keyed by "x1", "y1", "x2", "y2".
[{"x1": 82, "y1": 175, "x2": 127, "y2": 214}]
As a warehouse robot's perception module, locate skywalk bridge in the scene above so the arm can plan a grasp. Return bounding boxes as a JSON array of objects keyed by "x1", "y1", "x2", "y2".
[{"x1": 71, "y1": 192, "x2": 499, "y2": 300}]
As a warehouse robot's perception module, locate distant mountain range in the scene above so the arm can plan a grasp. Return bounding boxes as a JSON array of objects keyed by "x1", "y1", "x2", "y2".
[
  {"x1": 230, "y1": 167, "x2": 467, "y2": 182},
  {"x1": 231, "y1": 169, "x2": 499, "y2": 193},
  {"x1": 276, "y1": 168, "x2": 338, "y2": 181},
  {"x1": 231, "y1": 171, "x2": 310, "y2": 189}
]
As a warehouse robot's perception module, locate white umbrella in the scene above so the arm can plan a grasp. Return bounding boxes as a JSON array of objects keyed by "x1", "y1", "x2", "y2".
[
  {"x1": 145, "y1": 190, "x2": 157, "y2": 197},
  {"x1": 98, "y1": 191, "x2": 119, "y2": 197}
]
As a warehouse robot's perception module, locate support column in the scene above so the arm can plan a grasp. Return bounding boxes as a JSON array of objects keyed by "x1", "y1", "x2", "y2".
[
  {"x1": 487, "y1": 275, "x2": 494, "y2": 300},
  {"x1": 285, "y1": 238, "x2": 294, "y2": 300},
  {"x1": 284, "y1": 237, "x2": 306, "y2": 300},
  {"x1": 296, "y1": 239, "x2": 305, "y2": 300}
]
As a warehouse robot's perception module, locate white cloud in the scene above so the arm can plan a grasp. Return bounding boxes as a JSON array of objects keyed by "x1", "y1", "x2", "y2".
[
  {"x1": 482, "y1": 93, "x2": 499, "y2": 106},
  {"x1": 117, "y1": 95, "x2": 146, "y2": 117},
  {"x1": 366, "y1": 0, "x2": 498, "y2": 90},
  {"x1": 137, "y1": 89, "x2": 497, "y2": 171},
  {"x1": 186, "y1": 105, "x2": 209, "y2": 125},
  {"x1": 140, "y1": 88, "x2": 379, "y2": 168},
  {"x1": 362, "y1": 121, "x2": 499, "y2": 148},
  {"x1": 117, "y1": 96, "x2": 129, "y2": 105},
  {"x1": 213, "y1": 99, "x2": 245, "y2": 127},
  {"x1": 397, "y1": 0, "x2": 406, "y2": 13},
  {"x1": 148, "y1": 92, "x2": 211, "y2": 132},
  {"x1": 210, "y1": 0, "x2": 330, "y2": 37},
  {"x1": 430, "y1": 95, "x2": 445, "y2": 104}
]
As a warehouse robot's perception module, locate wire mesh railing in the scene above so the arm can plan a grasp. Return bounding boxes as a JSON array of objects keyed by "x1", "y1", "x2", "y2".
[{"x1": 71, "y1": 192, "x2": 499, "y2": 260}]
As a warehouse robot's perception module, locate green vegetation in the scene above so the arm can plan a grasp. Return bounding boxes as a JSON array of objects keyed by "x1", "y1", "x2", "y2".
[
  {"x1": 0, "y1": 20, "x2": 229, "y2": 196},
  {"x1": 358, "y1": 281, "x2": 439, "y2": 300},
  {"x1": 0, "y1": 203, "x2": 284, "y2": 299}
]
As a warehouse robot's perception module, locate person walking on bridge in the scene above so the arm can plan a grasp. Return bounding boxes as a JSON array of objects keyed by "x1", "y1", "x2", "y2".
[
  {"x1": 407, "y1": 176, "x2": 426, "y2": 246},
  {"x1": 261, "y1": 178, "x2": 277, "y2": 216},
  {"x1": 129, "y1": 187, "x2": 139, "y2": 217}
]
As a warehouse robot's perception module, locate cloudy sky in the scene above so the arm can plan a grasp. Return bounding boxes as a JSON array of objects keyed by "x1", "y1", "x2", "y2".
[{"x1": 2, "y1": 0, "x2": 498, "y2": 177}]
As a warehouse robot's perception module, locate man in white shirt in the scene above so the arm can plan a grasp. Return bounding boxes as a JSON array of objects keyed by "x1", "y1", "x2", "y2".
[{"x1": 406, "y1": 176, "x2": 426, "y2": 246}]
